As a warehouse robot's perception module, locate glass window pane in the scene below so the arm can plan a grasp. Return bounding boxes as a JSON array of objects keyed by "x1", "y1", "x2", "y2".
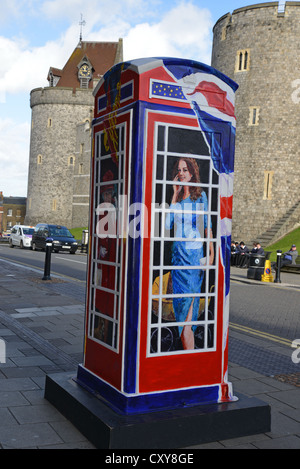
[
  {"x1": 157, "y1": 125, "x2": 165, "y2": 151},
  {"x1": 167, "y1": 127, "x2": 210, "y2": 155},
  {"x1": 93, "y1": 316, "x2": 114, "y2": 346},
  {"x1": 156, "y1": 154, "x2": 164, "y2": 180},
  {"x1": 88, "y1": 124, "x2": 126, "y2": 352},
  {"x1": 95, "y1": 290, "x2": 115, "y2": 318},
  {"x1": 148, "y1": 123, "x2": 219, "y2": 355}
]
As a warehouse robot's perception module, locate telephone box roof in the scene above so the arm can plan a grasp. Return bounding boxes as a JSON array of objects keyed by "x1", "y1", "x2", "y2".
[{"x1": 93, "y1": 57, "x2": 238, "y2": 97}]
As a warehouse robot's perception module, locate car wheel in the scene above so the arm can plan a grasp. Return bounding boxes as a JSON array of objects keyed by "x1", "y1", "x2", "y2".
[
  {"x1": 32, "y1": 242, "x2": 37, "y2": 251},
  {"x1": 9, "y1": 239, "x2": 14, "y2": 248},
  {"x1": 20, "y1": 240, "x2": 24, "y2": 249}
]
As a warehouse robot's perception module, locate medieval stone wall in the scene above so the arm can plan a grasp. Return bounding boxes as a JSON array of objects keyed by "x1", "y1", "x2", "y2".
[
  {"x1": 72, "y1": 120, "x2": 92, "y2": 228},
  {"x1": 25, "y1": 87, "x2": 93, "y2": 228},
  {"x1": 212, "y1": 2, "x2": 300, "y2": 243}
]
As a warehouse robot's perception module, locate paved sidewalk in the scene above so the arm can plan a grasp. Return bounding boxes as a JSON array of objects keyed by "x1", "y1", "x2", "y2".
[{"x1": 0, "y1": 258, "x2": 299, "y2": 449}]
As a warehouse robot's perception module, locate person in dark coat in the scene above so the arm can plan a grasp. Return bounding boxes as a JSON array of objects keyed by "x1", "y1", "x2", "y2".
[
  {"x1": 237, "y1": 241, "x2": 249, "y2": 267},
  {"x1": 255, "y1": 242, "x2": 264, "y2": 255}
]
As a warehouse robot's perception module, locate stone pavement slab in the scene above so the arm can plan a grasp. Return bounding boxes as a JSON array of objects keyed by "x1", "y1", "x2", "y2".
[{"x1": 0, "y1": 258, "x2": 299, "y2": 449}]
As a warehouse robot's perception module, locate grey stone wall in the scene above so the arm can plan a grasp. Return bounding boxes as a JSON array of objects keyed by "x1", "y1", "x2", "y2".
[
  {"x1": 25, "y1": 87, "x2": 93, "y2": 228},
  {"x1": 72, "y1": 120, "x2": 92, "y2": 228},
  {"x1": 212, "y1": 2, "x2": 300, "y2": 243}
]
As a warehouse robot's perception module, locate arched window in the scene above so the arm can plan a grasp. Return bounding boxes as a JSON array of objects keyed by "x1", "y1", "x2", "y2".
[
  {"x1": 244, "y1": 51, "x2": 248, "y2": 70},
  {"x1": 249, "y1": 107, "x2": 260, "y2": 126},
  {"x1": 68, "y1": 155, "x2": 75, "y2": 166},
  {"x1": 52, "y1": 199, "x2": 57, "y2": 211},
  {"x1": 236, "y1": 50, "x2": 250, "y2": 72},
  {"x1": 263, "y1": 171, "x2": 274, "y2": 200},
  {"x1": 239, "y1": 52, "x2": 243, "y2": 71}
]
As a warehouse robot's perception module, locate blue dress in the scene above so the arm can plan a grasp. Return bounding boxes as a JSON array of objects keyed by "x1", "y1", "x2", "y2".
[{"x1": 165, "y1": 192, "x2": 208, "y2": 336}]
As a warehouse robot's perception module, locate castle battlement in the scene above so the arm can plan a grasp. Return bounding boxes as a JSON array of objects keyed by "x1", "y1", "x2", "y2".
[{"x1": 30, "y1": 86, "x2": 94, "y2": 108}]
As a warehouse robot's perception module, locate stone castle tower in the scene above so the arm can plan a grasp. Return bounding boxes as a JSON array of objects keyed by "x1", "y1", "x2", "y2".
[
  {"x1": 25, "y1": 39, "x2": 123, "y2": 228},
  {"x1": 212, "y1": 2, "x2": 300, "y2": 245}
]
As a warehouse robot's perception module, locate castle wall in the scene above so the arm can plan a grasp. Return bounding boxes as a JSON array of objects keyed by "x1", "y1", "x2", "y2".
[
  {"x1": 72, "y1": 120, "x2": 92, "y2": 228},
  {"x1": 25, "y1": 87, "x2": 93, "y2": 228},
  {"x1": 212, "y1": 2, "x2": 300, "y2": 243}
]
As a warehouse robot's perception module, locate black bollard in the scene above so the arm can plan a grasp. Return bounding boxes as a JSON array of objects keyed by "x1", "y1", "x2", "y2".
[
  {"x1": 42, "y1": 240, "x2": 53, "y2": 280},
  {"x1": 274, "y1": 250, "x2": 282, "y2": 283}
]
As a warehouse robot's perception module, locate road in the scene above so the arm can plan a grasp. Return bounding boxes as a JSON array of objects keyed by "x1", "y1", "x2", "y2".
[
  {"x1": 228, "y1": 276, "x2": 300, "y2": 378},
  {"x1": 0, "y1": 243, "x2": 87, "y2": 282},
  {"x1": 1, "y1": 242, "x2": 299, "y2": 348},
  {"x1": 230, "y1": 279, "x2": 300, "y2": 344}
]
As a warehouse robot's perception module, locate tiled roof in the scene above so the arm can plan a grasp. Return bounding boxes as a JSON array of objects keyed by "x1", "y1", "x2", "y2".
[
  {"x1": 3, "y1": 197, "x2": 27, "y2": 205},
  {"x1": 48, "y1": 40, "x2": 123, "y2": 90},
  {"x1": 47, "y1": 67, "x2": 63, "y2": 80}
]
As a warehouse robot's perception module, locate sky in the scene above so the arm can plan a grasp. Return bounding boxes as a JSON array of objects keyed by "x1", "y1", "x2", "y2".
[{"x1": 0, "y1": 0, "x2": 278, "y2": 197}]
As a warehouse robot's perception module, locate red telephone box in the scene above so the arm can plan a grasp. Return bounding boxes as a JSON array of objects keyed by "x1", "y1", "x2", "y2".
[{"x1": 76, "y1": 57, "x2": 239, "y2": 414}]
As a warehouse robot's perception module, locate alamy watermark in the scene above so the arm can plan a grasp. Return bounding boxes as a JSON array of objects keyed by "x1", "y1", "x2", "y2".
[
  {"x1": 291, "y1": 339, "x2": 300, "y2": 364},
  {"x1": 291, "y1": 79, "x2": 300, "y2": 104},
  {"x1": 0, "y1": 339, "x2": 6, "y2": 364},
  {"x1": 96, "y1": 197, "x2": 205, "y2": 245}
]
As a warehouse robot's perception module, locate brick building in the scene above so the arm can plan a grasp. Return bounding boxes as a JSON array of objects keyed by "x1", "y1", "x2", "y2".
[
  {"x1": 1, "y1": 195, "x2": 26, "y2": 232},
  {"x1": 25, "y1": 38, "x2": 123, "y2": 228}
]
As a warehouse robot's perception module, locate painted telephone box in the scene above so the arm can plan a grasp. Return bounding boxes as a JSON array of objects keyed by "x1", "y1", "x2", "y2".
[{"x1": 76, "y1": 58, "x2": 238, "y2": 414}]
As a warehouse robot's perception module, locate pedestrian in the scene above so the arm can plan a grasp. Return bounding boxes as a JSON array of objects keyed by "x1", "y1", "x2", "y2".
[
  {"x1": 237, "y1": 241, "x2": 249, "y2": 268},
  {"x1": 255, "y1": 242, "x2": 264, "y2": 255},
  {"x1": 281, "y1": 244, "x2": 298, "y2": 266},
  {"x1": 231, "y1": 240, "x2": 237, "y2": 265},
  {"x1": 251, "y1": 242, "x2": 257, "y2": 253}
]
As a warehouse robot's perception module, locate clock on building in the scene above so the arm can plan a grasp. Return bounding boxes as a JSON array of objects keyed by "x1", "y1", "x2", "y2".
[{"x1": 78, "y1": 63, "x2": 91, "y2": 78}]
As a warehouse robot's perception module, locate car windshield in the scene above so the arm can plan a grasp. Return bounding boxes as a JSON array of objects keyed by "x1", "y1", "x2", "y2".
[
  {"x1": 49, "y1": 227, "x2": 73, "y2": 238},
  {"x1": 23, "y1": 228, "x2": 34, "y2": 235}
]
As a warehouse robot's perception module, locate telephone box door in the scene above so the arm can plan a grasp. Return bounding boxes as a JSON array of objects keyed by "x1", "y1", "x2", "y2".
[{"x1": 138, "y1": 110, "x2": 234, "y2": 395}]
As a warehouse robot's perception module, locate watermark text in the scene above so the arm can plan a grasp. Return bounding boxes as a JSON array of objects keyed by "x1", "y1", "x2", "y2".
[
  {"x1": 0, "y1": 339, "x2": 6, "y2": 364},
  {"x1": 96, "y1": 197, "x2": 205, "y2": 242},
  {"x1": 291, "y1": 339, "x2": 300, "y2": 364}
]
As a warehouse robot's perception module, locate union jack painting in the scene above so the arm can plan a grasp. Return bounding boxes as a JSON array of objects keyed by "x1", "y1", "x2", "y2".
[{"x1": 76, "y1": 57, "x2": 238, "y2": 414}]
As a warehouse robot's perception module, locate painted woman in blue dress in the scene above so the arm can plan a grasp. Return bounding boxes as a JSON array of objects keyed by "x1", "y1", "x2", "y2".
[{"x1": 165, "y1": 157, "x2": 214, "y2": 350}]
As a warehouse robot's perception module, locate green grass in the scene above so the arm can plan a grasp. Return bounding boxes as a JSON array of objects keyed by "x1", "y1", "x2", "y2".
[
  {"x1": 70, "y1": 227, "x2": 88, "y2": 241},
  {"x1": 265, "y1": 226, "x2": 300, "y2": 261}
]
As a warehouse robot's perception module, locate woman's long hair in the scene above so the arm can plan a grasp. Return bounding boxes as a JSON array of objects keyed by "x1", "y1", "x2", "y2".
[{"x1": 172, "y1": 157, "x2": 202, "y2": 201}]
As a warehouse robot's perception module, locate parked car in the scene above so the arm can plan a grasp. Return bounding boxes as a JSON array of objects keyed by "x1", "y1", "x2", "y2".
[
  {"x1": 1, "y1": 231, "x2": 11, "y2": 240},
  {"x1": 31, "y1": 224, "x2": 78, "y2": 254},
  {"x1": 9, "y1": 225, "x2": 35, "y2": 249}
]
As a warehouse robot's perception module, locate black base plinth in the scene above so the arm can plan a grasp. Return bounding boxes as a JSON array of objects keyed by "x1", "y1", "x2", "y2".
[{"x1": 45, "y1": 372, "x2": 271, "y2": 449}]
